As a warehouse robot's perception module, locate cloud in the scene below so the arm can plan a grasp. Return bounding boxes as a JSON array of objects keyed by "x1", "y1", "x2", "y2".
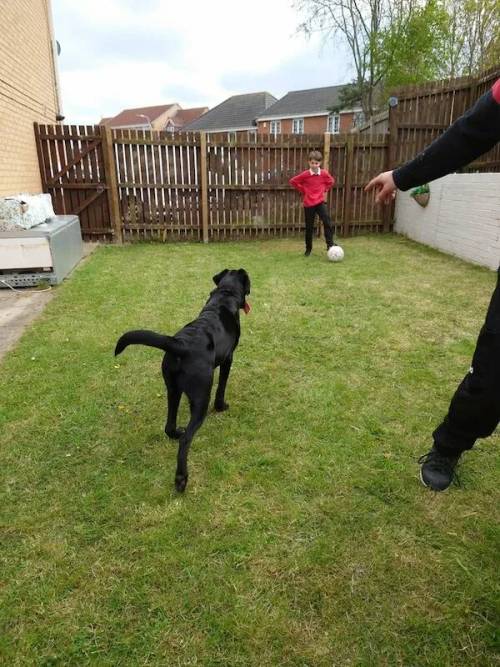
[
  {"x1": 57, "y1": 26, "x2": 181, "y2": 68},
  {"x1": 221, "y1": 43, "x2": 353, "y2": 100},
  {"x1": 52, "y1": 0, "x2": 353, "y2": 124},
  {"x1": 53, "y1": 2, "x2": 181, "y2": 69}
]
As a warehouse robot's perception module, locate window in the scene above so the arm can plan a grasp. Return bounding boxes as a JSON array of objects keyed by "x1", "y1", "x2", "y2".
[
  {"x1": 353, "y1": 111, "x2": 366, "y2": 128},
  {"x1": 327, "y1": 113, "x2": 340, "y2": 134},
  {"x1": 292, "y1": 118, "x2": 304, "y2": 134},
  {"x1": 270, "y1": 120, "x2": 281, "y2": 136}
]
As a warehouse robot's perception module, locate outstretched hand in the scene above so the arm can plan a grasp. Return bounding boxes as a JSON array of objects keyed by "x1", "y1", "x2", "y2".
[{"x1": 365, "y1": 171, "x2": 397, "y2": 204}]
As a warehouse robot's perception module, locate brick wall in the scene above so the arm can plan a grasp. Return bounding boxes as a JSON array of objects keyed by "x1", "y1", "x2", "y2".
[
  {"x1": 0, "y1": 0, "x2": 60, "y2": 196},
  {"x1": 395, "y1": 174, "x2": 500, "y2": 270},
  {"x1": 339, "y1": 112, "x2": 355, "y2": 132},
  {"x1": 257, "y1": 116, "x2": 328, "y2": 134},
  {"x1": 257, "y1": 112, "x2": 356, "y2": 135},
  {"x1": 151, "y1": 105, "x2": 181, "y2": 130}
]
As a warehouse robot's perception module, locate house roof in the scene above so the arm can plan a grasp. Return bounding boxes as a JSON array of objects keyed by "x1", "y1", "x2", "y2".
[
  {"x1": 171, "y1": 107, "x2": 208, "y2": 129},
  {"x1": 257, "y1": 85, "x2": 347, "y2": 119},
  {"x1": 103, "y1": 104, "x2": 177, "y2": 127},
  {"x1": 183, "y1": 92, "x2": 277, "y2": 131},
  {"x1": 99, "y1": 116, "x2": 112, "y2": 125}
]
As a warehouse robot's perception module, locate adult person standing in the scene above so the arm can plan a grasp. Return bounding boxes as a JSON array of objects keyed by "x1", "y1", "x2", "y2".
[{"x1": 365, "y1": 79, "x2": 500, "y2": 491}]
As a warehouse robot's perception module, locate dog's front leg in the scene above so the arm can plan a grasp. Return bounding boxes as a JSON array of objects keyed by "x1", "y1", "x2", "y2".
[{"x1": 214, "y1": 354, "x2": 233, "y2": 412}]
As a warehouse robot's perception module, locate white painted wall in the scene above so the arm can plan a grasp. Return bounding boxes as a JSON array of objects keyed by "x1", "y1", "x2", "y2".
[{"x1": 394, "y1": 174, "x2": 500, "y2": 270}]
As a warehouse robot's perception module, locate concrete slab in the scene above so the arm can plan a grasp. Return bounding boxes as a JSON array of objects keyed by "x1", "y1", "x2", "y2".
[
  {"x1": 0, "y1": 242, "x2": 98, "y2": 362},
  {"x1": 0, "y1": 289, "x2": 53, "y2": 358}
]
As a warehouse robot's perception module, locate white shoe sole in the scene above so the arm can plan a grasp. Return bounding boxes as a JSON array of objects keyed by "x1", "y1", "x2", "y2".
[{"x1": 419, "y1": 467, "x2": 450, "y2": 492}]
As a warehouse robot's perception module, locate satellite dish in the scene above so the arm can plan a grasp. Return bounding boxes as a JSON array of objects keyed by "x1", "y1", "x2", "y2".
[{"x1": 388, "y1": 96, "x2": 398, "y2": 108}]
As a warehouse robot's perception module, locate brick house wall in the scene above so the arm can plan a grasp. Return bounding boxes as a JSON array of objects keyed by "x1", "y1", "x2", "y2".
[
  {"x1": 0, "y1": 0, "x2": 61, "y2": 196},
  {"x1": 151, "y1": 106, "x2": 181, "y2": 130},
  {"x1": 339, "y1": 112, "x2": 356, "y2": 132},
  {"x1": 202, "y1": 128, "x2": 258, "y2": 137},
  {"x1": 257, "y1": 112, "x2": 357, "y2": 135},
  {"x1": 108, "y1": 105, "x2": 181, "y2": 130}
]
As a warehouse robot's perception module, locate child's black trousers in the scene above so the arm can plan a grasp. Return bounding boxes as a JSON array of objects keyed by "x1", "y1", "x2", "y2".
[{"x1": 304, "y1": 203, "x2": 334, "y2": 251}]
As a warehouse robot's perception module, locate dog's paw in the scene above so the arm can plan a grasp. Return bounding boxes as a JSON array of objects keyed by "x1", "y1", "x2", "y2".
[
  {"x1": 165, "y1": 427, "x2": 185, "y2": 440},
  {"x1": 214, "y1": 401, "x2": 229, "y2": 412},
  {"x1": 175, "y1": 474, "x2": 188, "y2": 492}
]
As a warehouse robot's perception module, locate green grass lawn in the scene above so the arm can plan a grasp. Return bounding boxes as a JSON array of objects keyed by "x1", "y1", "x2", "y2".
[{"x1": 1, "y1": 235, "x2": 499, "y2": 666}]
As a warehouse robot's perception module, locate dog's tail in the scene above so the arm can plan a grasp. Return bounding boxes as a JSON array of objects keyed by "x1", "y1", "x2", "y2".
[{"x1": 114, "y1": 330, "x2": 187, "y2": 357}]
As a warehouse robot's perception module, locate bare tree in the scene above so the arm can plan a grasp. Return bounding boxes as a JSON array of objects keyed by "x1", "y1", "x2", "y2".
[
  {"x1": 294, "y1": 0, "x2": 440, "y2": 117},
  {"x1": 295, "y1": 0, "x2": 385, "y2": 117},
  {"x1": 295, "y1": 0, "x2": 498, "y2": 118}
]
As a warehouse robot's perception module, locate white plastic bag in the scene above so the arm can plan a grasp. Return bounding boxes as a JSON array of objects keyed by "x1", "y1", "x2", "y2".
[{"x1": 0, "y1": 193, "x2": 55, "y2": 231}]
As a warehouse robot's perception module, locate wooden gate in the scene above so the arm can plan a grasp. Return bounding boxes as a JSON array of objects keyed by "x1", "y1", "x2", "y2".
[{"x1": 34, "y1": 124, "x2": 117, "y2": 241}]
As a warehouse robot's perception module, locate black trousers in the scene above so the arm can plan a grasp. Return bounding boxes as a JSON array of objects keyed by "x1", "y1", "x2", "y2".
[
  {"x1": 304, "y1": 203, "x2": 334, "y2": 251},
  {"x1": 433, "y1": 269, "x2": 500, "y2": 456}
]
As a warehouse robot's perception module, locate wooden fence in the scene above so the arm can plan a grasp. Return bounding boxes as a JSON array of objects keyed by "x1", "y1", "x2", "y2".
[
  {"x1": 35, "y1": 128, "x2": 389, "y2": 242},
  {"x1": 34, "y1": 66, "x2": 499, "y2": 243},
  {"x1": 356, "y1": 110, "x2": 389, "y2": 135},
  {"x1": 388, "y1": 65, "x2": 500, "y2": 172}
]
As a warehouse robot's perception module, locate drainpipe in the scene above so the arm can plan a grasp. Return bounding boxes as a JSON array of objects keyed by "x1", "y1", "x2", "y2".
[{"x1": 46, "y1": 0, "x2": 64, "y2": 121}]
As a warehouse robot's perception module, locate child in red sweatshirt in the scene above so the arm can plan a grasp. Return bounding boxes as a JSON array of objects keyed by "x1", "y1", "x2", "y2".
[{"x1": 289, "y1": 150, "x2": 336, "y2": 256}]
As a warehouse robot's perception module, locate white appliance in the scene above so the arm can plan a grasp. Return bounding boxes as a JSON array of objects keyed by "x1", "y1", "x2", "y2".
[{"x1": 0, "y1": 215, "x2": 83, "y2": 287}]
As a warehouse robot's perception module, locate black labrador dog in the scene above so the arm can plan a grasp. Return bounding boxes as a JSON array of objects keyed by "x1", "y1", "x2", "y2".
[{"x1": 115, "y1": 268, "x2": 251, "y2": 492}]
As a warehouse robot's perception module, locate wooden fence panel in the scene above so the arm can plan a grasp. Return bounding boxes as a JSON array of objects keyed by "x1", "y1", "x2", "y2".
[
  {"x1": 349, "y1": 134, "x2": 389, "y2": 235},
  {"x1": 112, "y1": 130, "x2": 201, "y2": 241},
  {"x1": 389, "y1": 66, "x2": 500, "y2": 172},
  {"x1": 204, "y1": 132, "x2": 330, "y2": 240},
  {"x1": 326, "y1": 136, "x2": 346, "y2": 235}
]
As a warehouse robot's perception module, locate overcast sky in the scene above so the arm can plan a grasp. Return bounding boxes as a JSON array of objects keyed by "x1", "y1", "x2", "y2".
[{"x1": 51, "y1": 0, "x2": 352, "y2": 124}]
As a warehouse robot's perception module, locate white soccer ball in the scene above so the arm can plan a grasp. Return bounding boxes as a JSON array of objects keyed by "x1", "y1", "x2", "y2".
[{"x1": 327, "y1": 245, "x2": 344, "y2": 262}]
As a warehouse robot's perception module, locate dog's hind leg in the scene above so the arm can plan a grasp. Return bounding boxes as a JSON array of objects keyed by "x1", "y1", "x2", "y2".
[
  {"x1": 165, "y1": 381, "x2": 184, "y2": 440},
  {"x1": 214, "y1": 354, "x2": 233, "y2": 412},
  {"x1": 163, "y1": 363, "x2": 184, "y2": 440},
  {"x1": 175, "y1": 378, "x2": 212, "y2": 492}
]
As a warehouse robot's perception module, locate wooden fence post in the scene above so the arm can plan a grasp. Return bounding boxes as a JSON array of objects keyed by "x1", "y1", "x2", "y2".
[
  {"x1": 323, "y1": 132, "x2": 332, "y2": 237},
  {"x1": 385, "y1": 100, "x2": 400, "y2": 232},
  {"x1": 387, "y1": 101, "x2": 398, "y2": 170},
  {"x1": 323, "y1": 132, "x2": 331, "y2": 171},
  {"x1": 101, "y1": 125, "x2": 123, "y2": 244},
  {"x1": 34, "y1": 122, "x2": 48, "y2": 195},
  {"x1": 200, "y1": 131, "x2": 209, "y2": 243},
  {"x1": 382, "y1": 133, "x2": 393, "y2": 233},
  {"x1": 342, "y1": 134, "x2": 355, "y2": 237}
]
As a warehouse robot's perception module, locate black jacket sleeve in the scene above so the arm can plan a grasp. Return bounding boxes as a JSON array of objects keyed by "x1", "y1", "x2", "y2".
[{"x1": 393, "y1": 86, "x2": 500, "y2": 191}]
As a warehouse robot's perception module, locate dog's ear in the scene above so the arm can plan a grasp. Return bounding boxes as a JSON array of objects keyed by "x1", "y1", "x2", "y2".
[
  {"x1": 213, "y1": 269, "x2": 229, "y2": 285},
  {"x1": 238, "y1": 268, "x2": 251, "y2": 295}
]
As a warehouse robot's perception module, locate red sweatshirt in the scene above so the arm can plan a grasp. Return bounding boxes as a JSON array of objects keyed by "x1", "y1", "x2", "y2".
[{"x1": 289, "y1": 169, "x2": 335, "y2": 207}]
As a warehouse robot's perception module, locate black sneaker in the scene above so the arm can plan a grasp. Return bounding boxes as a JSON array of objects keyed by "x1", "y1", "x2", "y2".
[
  {"x1": 304, "y1": 249, "x2": 311, "y2": 256},
  {"x1": 418, "y1": 446, "x2": 460, "y2": 491}
]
